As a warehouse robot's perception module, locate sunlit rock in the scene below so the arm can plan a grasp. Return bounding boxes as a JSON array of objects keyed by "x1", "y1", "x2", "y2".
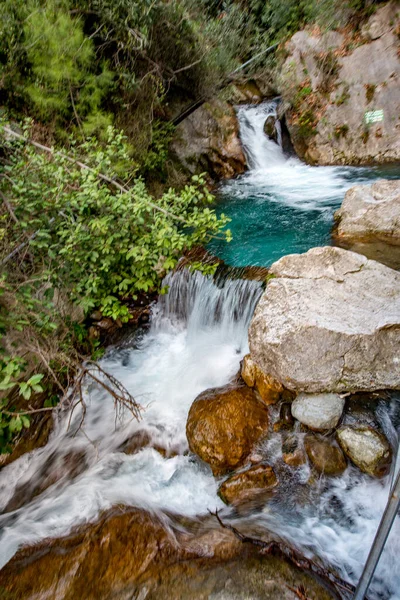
[{"x1": 186, "y1": 383, "x2": 269, "y2": 476}]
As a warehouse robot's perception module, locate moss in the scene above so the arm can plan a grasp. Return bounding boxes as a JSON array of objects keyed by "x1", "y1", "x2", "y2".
[
  {"x1": 335, "y1": 85, "x2": 350, "y2": 106},
  {"x1": 334, "y1": 124, "x2": 349, "y2": 139},
  {"x1": 297, "y1": 109, "x2": 318, "y2": 138},
  {"x1": 365, "y1": 83, "x2": 376, "y2": 104},
  {"x1": 361, "y1": 129, "x2": 369, "y2": 144}
]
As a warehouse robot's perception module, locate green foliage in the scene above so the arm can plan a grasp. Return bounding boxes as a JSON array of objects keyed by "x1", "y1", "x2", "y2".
[
  {"x1": 1, "y1": 119, "x2": 230, "y2": 319},
  {"x1": 24, "y1": 0, "x2": 113, "y2": 135}
]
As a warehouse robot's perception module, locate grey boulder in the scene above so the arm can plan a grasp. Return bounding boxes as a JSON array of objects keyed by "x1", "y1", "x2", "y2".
[{"x1": 248, "y1": 247, "x2": 400, "y2": 393}]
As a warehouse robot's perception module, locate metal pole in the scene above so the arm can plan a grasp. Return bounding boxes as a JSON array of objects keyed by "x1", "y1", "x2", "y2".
[{"x1": 353, "y1": 468, "x2": 400, "y2": 600}]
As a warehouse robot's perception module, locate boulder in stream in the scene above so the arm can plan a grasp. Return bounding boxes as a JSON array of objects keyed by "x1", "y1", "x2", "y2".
[
  {"x1": 249, "y1": 247, "x2": 400, "y2": 394},
  {"x1": 291, "y1": 393, "x2": 345, "y2": 431},
  {"x1": 186, "y1": 383, "x2": 270, "y2": 475},
  {"x1": 337, "y1": 425, "x2": 392, "y2": 477},
  {"x1": 218, "y1": 463, "x2": 278, "y2": 506},
  {"x1": 333, "y1": 179, "x2": 400, "y2": 270}
]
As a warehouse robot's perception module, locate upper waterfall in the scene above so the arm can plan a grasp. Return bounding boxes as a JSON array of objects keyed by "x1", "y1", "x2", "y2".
[{"x1": 236, "y1": 100, "x2": 285, "y2": 171}]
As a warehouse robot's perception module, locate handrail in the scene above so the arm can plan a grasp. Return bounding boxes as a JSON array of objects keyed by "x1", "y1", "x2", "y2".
[{"x1": 353, "y1": 466, "x2": 400, "y2": 599}]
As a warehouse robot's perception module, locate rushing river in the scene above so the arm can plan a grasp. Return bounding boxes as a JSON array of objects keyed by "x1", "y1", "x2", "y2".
[{"x1": 1, "y1": 101, "x2": 400, "y2": 599}]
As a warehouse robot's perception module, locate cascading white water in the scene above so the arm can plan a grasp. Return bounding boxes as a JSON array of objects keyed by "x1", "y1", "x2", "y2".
[
  {"x1": 1, "y1": 102, "x2": 399, "y2": 600},
  {"x1": 233, "y1": 100, "x2": 375, "y2": 212},
  {"x1": 0, "y1": 270, "x2": 263, "y2": 569}
]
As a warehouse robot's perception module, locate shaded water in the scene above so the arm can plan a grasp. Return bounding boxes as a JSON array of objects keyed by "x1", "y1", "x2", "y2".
[{"x1": 1, "y1": 102, "x2": 400, "y2": 599}]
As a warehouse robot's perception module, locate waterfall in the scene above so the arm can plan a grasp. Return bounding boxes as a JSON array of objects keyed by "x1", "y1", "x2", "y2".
[
  {"x1": 237, "y1": 100, "x2": 285, "y2": 170},
  {"x1": 0, "y1": 269, "x2": 262, "y2": 568}
]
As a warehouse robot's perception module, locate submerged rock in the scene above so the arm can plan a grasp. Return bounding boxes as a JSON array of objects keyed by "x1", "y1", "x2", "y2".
[
  {"x1": 337, "y1": 425, "x2": 392, "y2": 477},
  {"x1": 282, "y1": 434, "x2": 307, "y2": 468},
  {"x1": 291, "y1": 393, "x2": 345, "y2": 431},
  {"x1": 241, "y1": 354, "x2": 284, "y2": 405},
  {"x1": 218, "y1": 463, "x2": 277, "y2": 506},
  {"x1": 333, "y1": 179, "x2": 400, "y2": 269},
  {"x1": 304, "y1": 435, "x2": 347, "y2": 476},
  {"x1": 186, "y1": 384, "x2": 270, "y2": 475},
  {"x1": 248, "y1": 247, "x2": 400, "y2": 393}
]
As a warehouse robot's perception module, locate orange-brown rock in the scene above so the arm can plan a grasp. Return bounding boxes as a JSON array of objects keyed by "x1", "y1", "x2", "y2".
[
  {"x1": 218, "y1": 464, "x2": 277, "y2": 506},
  {"x1": 282, "y1": 434, "x2": 307, "y2": 468},
  {"x1": 0, "y1": 508, "x2": 335, "y2": 600},
  {"x1": 186, "y1": 383, "x2": 270, "y2": 475},
  {"x1": 241, "y1": 354, "x2": 284, "y2": 405},
  {"x1": 304, "y1": 434, "x2": 347, "y2": 476}
]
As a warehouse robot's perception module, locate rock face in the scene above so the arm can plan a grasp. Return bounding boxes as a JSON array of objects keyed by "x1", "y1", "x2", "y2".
[
  {"x1": 304, "y1": 435, "x2": 347, "y2": 476},
  {"x1": 172, "y1": 98, "x2": 246, "y2": 180},
  {"x1": 218, "y1": 464, "x2": 277, "y2": 506},
  {"x1": 333, "y1": 179, "x2": 400, "y2": 270},
  {"x1": 337, "y1": 425, "x2": 392, "y2": 477},
  {"x1": 241, "y1": 354, "x2": 284, "y2": 405},
  {"x1": 291, "y1": 393, "x2": 345, "y2": 431},
  {"x1": 248, "y1": 247, "x2": 400, "y2": 393},
  {"x1": 279, "y1": 2, "x2": 400, "y2": 165},
  {"x1": 186, "y1": 384, "x2": 270, "y2": 475}
]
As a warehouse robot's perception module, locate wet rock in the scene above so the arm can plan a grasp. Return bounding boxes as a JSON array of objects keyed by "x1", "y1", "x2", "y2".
[
  {"x1": 4, "y1": 449, "x2": 87, "y2": 513},
  {"x1": 241, "y1": 354, "x2": 284, "y2": 405},
  {"x1": 274, "y1": 402, "x2": 295, "y2": 432},
  {"x1": 264, "y1": 115, "x2": 278, "y2": 144},
  {"x1": 337, "y1": 425, "x2": 392, "y2": 477},
  {"x1": 291, "y1": 393, "x2": 345, "y2": 431},
  {"x1": 172, "y1": 99, "x2": 246, "y2": 181},
  {"x1": 333, "y1": 180, "x2": 400, "y2": 270},
  {"x1": 282, "y1": 435, "x2": 307, "y2": 468},
  {"x1": 0, "y1": 507, "x2": 336, "y2": 600},
  {"x1": 186, "y1": 383, "x2": 270, "y2": 475},
  {"x1": 304, "y1": 434, "x2": 347, "y2": 476},
  {"x1": 218, "y1": 464, "x2": 277, "y2": 506},
  {"x1": 120, "y1": 430, "x2": 152, "y2": 455},
  {"x1": 96, "y1": 317, "x2": 115, "y2": 330},
  {"x1": 343, "y1": 392, "x2": 385, "y2": 428},
  {"x1": 249, "y1": 247, "x2": 400, "y2": 393}
]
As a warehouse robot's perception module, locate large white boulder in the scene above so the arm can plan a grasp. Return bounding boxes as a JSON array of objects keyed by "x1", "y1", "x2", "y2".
[
  {"x1": 333, "y1": 179, "x2": 400, "y2": 269},
  {"x1": 248, "y1": 247, "x2": 400, "y2": 393}
]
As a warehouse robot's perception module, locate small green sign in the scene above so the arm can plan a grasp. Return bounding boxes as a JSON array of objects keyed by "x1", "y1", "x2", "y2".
[{"x1": 365, "y1": 109, "x2": 384, "y2": 124}]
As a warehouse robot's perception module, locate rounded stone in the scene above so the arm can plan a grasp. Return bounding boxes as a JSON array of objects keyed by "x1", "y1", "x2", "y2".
[
  {"x1": 291, "y1": 393, "x2": 345, "y2": 431},
  {"x1": 186, "y1": 384, "x2": 270, "y2": 476},
  {"x1": 218, "y1": 464, "x2": 277, "y2": 506},
  {"x1": 304, "y1": 434, "x2": 347, "y2": 476},
  {"x1": 337, "y1": 425, "x2": 392, "y2": 477}
]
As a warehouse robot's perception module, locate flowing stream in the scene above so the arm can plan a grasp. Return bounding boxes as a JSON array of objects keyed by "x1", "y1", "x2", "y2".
[{"x1": 1, "y1": 101, "x2": 400, "y2": 599}]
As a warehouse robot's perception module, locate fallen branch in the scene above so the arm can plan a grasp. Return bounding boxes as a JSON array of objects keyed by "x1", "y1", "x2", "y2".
[{"x1": 210, "y1": 510, "x2": 361, "y2": 600}]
